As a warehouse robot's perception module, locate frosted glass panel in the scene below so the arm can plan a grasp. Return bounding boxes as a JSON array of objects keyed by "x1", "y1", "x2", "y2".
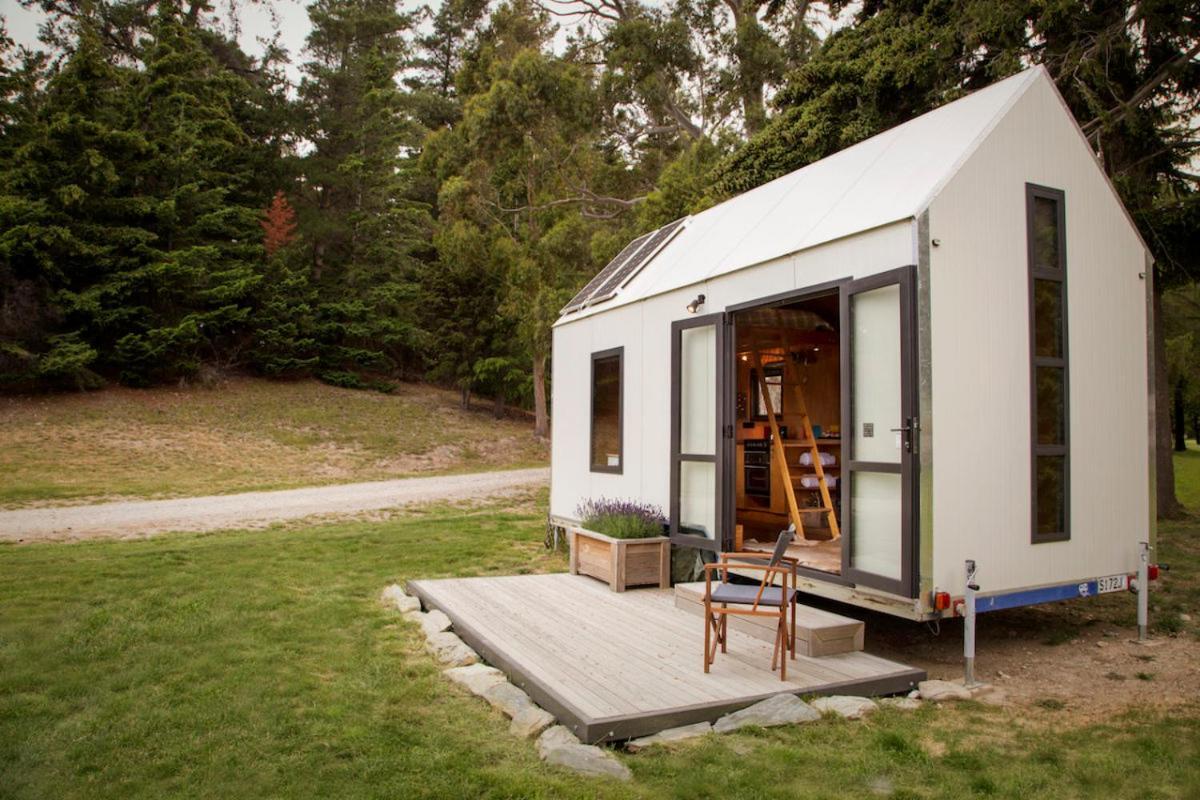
[
  {"x1": 679, "y1": 460, "x2": 716, "y2": 539},
  {"x1": 680, "y1": 325, "x2": 716, "y2": 455},
  {"x1": 852, "y1": 284, "x2": 901, "y2": 464},
  {"x1": 850, "y1": 472, "x2": 902, "y2": 579}
]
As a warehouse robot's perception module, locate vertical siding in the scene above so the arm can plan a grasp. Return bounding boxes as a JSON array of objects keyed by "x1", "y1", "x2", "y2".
[
  {"x1": 928, "y1": 76, "x2": 1150, "y2": 595},
  {"x1": 550, "y1": 222, "x2": 913, "y2": 521}
]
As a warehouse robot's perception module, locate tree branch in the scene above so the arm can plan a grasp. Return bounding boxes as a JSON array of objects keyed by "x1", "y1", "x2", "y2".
[{"x1": 1081, "y1": 39, "x2": 1200, "y2": 136}]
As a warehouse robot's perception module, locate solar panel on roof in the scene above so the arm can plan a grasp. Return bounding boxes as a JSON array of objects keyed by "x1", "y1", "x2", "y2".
[
  {"x1": 585, "y1": 216, "x2": 687, "y2": 305},
  {"x1": 560, "y1": 230, "x2": 654, "y2": 314}
]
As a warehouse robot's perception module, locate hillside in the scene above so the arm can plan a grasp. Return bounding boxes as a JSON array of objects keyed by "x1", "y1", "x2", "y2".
[{"x1": 0, "y1": 379, "x2": 548, "y2": 507}]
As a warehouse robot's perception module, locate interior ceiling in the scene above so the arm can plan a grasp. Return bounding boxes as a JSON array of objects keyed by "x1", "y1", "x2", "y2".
[{"x1": 735, "y1": 294, "x2": 839, "y2": 330}]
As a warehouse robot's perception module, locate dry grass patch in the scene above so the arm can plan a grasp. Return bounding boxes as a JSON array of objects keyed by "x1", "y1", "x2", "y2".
[{"x1": 0, "y1": 377, "x2": 547, "y2": 506}]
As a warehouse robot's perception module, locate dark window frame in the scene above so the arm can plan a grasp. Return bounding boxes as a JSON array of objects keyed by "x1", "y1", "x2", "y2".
[
  {"x1": 589, "y1": 347, "x2": 624, "y2": 474},
  {"x1": 1026, "y1": 183, "x2": 1070, "y2": 543}
]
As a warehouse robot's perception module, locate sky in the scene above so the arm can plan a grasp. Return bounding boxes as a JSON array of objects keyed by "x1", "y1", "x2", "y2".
[
  {"x1": 4, "y1": 0, "x2": 316, "y2": 78},
  {"x1": 1, "y1": 0, "x2": 597, "y2": 83}
]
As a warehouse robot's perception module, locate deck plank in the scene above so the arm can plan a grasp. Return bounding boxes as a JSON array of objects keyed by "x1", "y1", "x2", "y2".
[{"x1": 408, "y1": 573, "x2": 923, "y2": 743}]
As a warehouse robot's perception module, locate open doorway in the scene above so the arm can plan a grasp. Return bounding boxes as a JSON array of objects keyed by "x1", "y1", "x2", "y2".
[{"x1": 732, "y1": 290, "x2": 843, "y2": 575}]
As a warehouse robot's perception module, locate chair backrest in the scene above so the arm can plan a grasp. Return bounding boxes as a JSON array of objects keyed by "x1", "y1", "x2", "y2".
[{"x1": 768, "y1": 524, "x2": 796, "y2": 567}]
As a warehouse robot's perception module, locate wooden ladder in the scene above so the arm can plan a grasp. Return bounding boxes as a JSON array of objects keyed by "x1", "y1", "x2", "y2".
[{"x1": 750, "y1": 340, "x2": 841, "y2": 542}]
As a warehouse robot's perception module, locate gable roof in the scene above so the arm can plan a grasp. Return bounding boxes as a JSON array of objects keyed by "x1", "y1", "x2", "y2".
[{"x1": 558, "y1": 67, "x2": 1048, "y2": 324}]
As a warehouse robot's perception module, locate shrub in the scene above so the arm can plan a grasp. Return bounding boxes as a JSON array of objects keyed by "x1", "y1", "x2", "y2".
[{"x1": 577, "y1": 498, "x2": 666, "y2": 540}]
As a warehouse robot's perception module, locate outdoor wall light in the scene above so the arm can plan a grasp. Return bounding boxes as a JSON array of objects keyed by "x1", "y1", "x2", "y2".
[{"x1": 686, "y1": 294, "x2": 706, "y2": 314}]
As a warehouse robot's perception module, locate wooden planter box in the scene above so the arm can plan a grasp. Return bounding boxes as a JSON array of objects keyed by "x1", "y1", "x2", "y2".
[{"x1": 568, "y1": 527, "x2": 670, "y2": 592}]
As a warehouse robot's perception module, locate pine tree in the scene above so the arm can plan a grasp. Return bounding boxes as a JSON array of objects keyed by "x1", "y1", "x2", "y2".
[
  {"x1": 298, "y1": 0, "x2": 433, "y2": 384},
  {"x1": 0, "y1": 20, "x2": 149, "y2": 389},
  {"x1": 112, "y1": 1, "x2": 266, "y2": 384}
]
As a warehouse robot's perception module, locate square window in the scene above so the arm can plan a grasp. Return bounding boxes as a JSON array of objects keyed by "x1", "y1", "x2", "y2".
[
  {"x1": 1035, "y1": 455, "x2": 1067, "y2": 537},
  {"x1": 1033, "y1": 279, "x2": 1064, "y2": 358},
  {"x1": 1032, "y1": 195, "x2": 1061, "y2": 271},
  {"x1": 1035, "y1": 365, "x2": 1066, "y2": 445}
]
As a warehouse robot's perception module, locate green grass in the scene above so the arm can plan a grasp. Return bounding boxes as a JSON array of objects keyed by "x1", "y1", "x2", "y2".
[
  {"x1": 1173, "y1": 440, "x2": 1200, "y2": 510},
  {"x1": 0, "y1": 378, "x2": 547, "y2": 506},
  {"x1": 2, "y1": 494, "x2": 1199, "y2": 799}
]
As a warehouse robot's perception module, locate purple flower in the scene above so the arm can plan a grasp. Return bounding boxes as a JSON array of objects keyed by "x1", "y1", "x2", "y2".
[{"x1": 576, "y1": 497, "x2": 667, "y2": 539}]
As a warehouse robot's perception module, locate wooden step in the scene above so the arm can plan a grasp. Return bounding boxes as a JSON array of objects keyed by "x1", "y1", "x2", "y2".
[{"x1": 673, "y1": 582, "x2": 864, "y2": 657}]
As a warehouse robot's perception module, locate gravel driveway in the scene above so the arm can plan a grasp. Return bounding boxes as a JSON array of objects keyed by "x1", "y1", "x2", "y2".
[{"x1": 0, "y1": 467, "x2": 550, "y2": 542}]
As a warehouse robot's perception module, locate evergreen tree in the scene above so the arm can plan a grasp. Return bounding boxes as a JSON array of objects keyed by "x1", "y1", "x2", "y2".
[
  {"x1": 298, "y1": 0, "x2": 432, "y2": 384},
  {"x1": 113, "y1": 1, "x2": 266, "y2": 384},
  {"x1": 0, "y1": 20, "x2": 149, "y2": 389}
]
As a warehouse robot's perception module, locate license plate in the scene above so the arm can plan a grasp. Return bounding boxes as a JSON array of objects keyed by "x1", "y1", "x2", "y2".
[{"x1": 1096, "y1": 574, "x2": 1127, "y2": 594}]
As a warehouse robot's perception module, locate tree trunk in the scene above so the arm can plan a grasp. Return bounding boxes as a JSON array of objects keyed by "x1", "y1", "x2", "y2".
[
  {"x1": 1192, "y1": 414, "x2": 1199, "y2": 445},
  {"x1": 1153, "y1": 276, "x2": 1182, "y2": 518},
  {"x1": 1174, "y1": 379, "x2": 1186, "y2": 452},
  {"x1": 532, "y1": 354, "x2": 549, "y2": 439},
  {"x1": 460, "y1": 384, "x2": 470, "y2": 410},
  {"x1": 494, "y1": 389, "x2": 505, "y2": 419}
]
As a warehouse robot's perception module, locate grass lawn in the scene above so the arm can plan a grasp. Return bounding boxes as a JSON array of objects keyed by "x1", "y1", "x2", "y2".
[
  {"x1": 2, "y1": 491, "x2": 1198, "y2": 799},
  {"x1": 0, "y1": 378, "x2": 547, "y2": 507}
]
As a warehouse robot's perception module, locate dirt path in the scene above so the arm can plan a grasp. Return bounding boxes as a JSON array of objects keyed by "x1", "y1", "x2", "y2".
[{"x1": 0, "y1": 467, "x2": 550, "y2": 542}]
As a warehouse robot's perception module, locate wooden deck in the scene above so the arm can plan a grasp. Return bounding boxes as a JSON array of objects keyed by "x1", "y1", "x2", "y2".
[{"x1": 407, "y1": 573, "x2": 924, "y2": 743}]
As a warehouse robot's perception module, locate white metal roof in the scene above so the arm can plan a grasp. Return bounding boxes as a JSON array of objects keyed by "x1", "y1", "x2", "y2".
[{"x1": 557, "y1": 67, "x2": 1045, "y2": 324}]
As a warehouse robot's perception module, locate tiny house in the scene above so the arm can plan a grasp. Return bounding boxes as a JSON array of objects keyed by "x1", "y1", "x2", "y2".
[{"x1": 549, "y1": 66, "x2": 1155, "y2": 621}]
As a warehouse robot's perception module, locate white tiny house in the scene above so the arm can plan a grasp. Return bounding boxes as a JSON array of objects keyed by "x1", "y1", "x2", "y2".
[{"x1": 549, "y1": 66, "x2": 1155, "y2": 621}]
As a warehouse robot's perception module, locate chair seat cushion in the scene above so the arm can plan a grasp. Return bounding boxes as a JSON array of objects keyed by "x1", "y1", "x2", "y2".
[{"x1": 709, "y1": 582, "x2": 795, "y2": 607}]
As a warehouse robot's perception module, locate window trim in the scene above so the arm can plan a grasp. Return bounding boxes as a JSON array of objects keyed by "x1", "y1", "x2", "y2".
[
  {"x1": 589, "y1": 346, "x2": 624, "y2": 474},
  {"x1": 1026, "y1": 183, "x2": 1070, "y2": 544}
]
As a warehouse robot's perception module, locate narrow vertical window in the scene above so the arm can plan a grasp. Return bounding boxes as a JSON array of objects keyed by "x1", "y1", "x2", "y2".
[
  {"x1": 1027, "y1": 185, "x2": 1068, "y2": 543},
  {"x1": 590, "y1": 348, "x2": 623, "y2": 473}
]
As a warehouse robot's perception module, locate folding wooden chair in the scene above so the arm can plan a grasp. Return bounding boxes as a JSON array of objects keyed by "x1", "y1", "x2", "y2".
[{"x1": 703, "y1": 526, "x2": 798, "y2": 680}]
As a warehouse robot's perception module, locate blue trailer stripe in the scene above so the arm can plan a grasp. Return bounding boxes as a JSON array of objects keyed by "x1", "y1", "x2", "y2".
[{"x1": 975, "y1": 580, "x2": 1099, "y2": 613}]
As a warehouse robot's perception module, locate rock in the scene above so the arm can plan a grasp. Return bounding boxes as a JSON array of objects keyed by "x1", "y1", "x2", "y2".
[
  {"x1": 1180, "y1": 613, "x2": 1193, "y2": 623},
  {"x1": 626, "y1": 722, "x2": 712, "y2": 752},
  {"x1": 409, "y1": 609, "x2": 452, "y2": 638},
  {"x1": 510, "y1": 706, "x2": 556, "y2": 739},
  {"x1": 380, "y1": 584, "x2": 421, "y2": 614},
  {"x1": 879, "y1": 697, "x2": 922, "y2": 711},
  {"x1": 537, "y1": 726, "x2": 631, "y2": 781},
  {"x1": 712, "y1": 693, "x2": 820, "y2": 733},
  {"x1": 482, "y1": 681, "x2": 536, "y2": 720},
  {"x1": 424, "y1": 631, "x2": 478, "y2": 666},
  {"x1": 444, "y1": 664, "x2": 506, "y2": 696},
  {"x1": 538, "y1": 725, "x2": 581, "y2": 750},
  {"x1": 811, "y1": 695, "x2": 878, "y2": 720},
  {"x1": 1096, "y1": 641, "x2": 1107, "y2": 649},
  {"x1": 917, "y1": 680, "x2": 973, "y2": 702},
  {"x1": 907, "y1": 689, "x2": 921, "y2": 699}
]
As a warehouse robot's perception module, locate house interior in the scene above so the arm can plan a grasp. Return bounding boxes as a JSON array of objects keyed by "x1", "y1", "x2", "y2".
[{"x1": 732, "y1": 291, "x2": 843, "y2": 575}]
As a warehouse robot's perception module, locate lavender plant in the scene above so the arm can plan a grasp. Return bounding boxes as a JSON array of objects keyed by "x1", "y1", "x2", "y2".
[{"x1": 577, "y1": 498, "x2": 667, "y2": 540}]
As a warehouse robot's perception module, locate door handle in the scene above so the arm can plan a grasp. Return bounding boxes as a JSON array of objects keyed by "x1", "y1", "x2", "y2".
[{"x1": 890, "y1": 419, "x2": 917, "y2": 453}]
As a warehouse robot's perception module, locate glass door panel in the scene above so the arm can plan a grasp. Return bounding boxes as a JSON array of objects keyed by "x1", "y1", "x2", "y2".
[
  {"x1": 851, "y1": 284, "x2": 902, "y2": 465},
  {"x1": 679, "y1": 325, "x2": 716, "y2": 456}
]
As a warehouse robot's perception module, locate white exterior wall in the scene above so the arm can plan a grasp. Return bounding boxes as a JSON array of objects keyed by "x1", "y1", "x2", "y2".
[
  {"x1": 551, "y1": 221, "x2": 913, "y2": 523},
  {"x1": 927, "y1": 76, "x2": 1150, "y2": 596}
]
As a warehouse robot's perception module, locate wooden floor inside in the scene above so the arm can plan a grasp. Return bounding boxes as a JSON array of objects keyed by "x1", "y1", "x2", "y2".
[
  {"x1": 408, "y1": 573, "x2": 923, "y2": 743},
  {"x1": 743, "y1": 536, "x2": 843, "y2": 574}
]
